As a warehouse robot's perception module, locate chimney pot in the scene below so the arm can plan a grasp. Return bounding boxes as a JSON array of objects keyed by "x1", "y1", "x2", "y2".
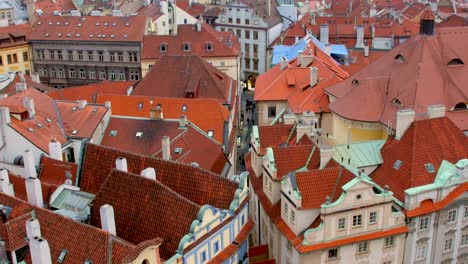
[
  {"x1": 115, "y1": 157, "x2": 128, "y2": 172},
  {"x1": 100, "y1": 204, "x2": 116, "y2": 235},
  {"x1": 395, "y1": 109, "x2": 415, "y2": 140},
  {"x1": 162, "y1": 136, "x2": 171, "y2": 160}
]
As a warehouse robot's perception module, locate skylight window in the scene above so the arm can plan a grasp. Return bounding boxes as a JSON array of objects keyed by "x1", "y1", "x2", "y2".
[
  {"x1": 36, "y1": 123, "x2": 43, "y2": 128},
  {"x1": 46, "y1": 118, "x2": 52, "y2": 123},
  {"x1": 391, "y1": 98, "x2": 402, "y2": 107},
  {"x1": 182, "y1": 104, "x2": 187, "y2": 112},
  {"x1": 109, "y1": 130, "x2": 118, "y2": 136},
  {"x1": 72, "y1": 130, "x2": 78, "y2": 135},
  {"x1": 136, "y1": 132, "x2": 143, "y2": 138},
  {"x1": 393, "y1": 160, "x2": 402, "y2": 170},
  {"x1": 394, "y1": 54, "x2": 406, "y2": 63},
  {"x1": 58, "y1": 249, "x2": 68, "y2": 263},
  {"x1": 160, "y1": 43, "x2": 167, "y2": 52},
  {"x1": 174, "y1": 147, "x2": 182, "y2": 154},
  {"x1": 72, "y1": 106, "x2": 78, "y2": 111},
  {"x1": 84, "y1": 260, "x2": 92, "y2": 264},
  {"x1": 138, "y1": 102, "x2": 143, "y2": 109},
  {"x1": 425, "y1": 163, "x2": 436, "y2": 173},
  {"x1": 183, "y1": 42, "x2": 191, "y2": 52},
  {"x1": 93, "y1": 108, "x2": 98, "y2": 113},
  {"x1": 207, "y1": 130, "x2": 214, "y2": 137},
  {"x1": 27, "y1": 127, "x2": 34, "y2": 132}
]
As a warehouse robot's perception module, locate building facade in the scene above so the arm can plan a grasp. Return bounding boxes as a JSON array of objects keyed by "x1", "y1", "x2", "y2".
[{"x1": 0, "y1": 24, "x2": 32, "y2": 75}]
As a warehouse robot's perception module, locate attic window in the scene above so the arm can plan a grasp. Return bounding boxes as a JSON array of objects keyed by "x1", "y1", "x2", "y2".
[
  {"x1": 183, "y1": 42, "x2": 191, "y2": 52},
  {"x1": 448, "y1": 58, "x2": 464, "y2": 66},
  {"x1": 182, "y1": 104, "x2": 187, "y2": 112},
  {"x1": 160, "y1": 43, "x2": 167, "y2": 52},
  {"x1": 453, "y1": 102, "x2": 467, "y2": 111},
  {"x1": 174, "y1": 147, "x2": 182, "y2": 154},
  {"x1": 109, "y1": 130, "x2": 118, "y2": 136},
  {"x1": 57, "y1": 249, "x2": 68, "y2": 263},
  {"x1": 138, "y1": 102, "x2": 143, "y2": 109},
  {"x1": 72, "y1": 130, "x2": 78, "y2": 135},
  {"x1": 424, "y1": 163, "x2": 436, "y2": 173},
  {"x1": 393, "y1": 160, "x2": 402, "y2": 170},
  {"x1": 136, "y1": 132, "x2": 143, "y2": 138},
  {"x1": 112, "y1": 23, "x2": 117, "y2": 26},
  {"x1": 206, "y1": 42, "x2": 213, "y2": 51},
  {"x1": 391, "y1": 98, "x2": 402, "y2": 107},
  {"x1": 46, "y1": 118, "x2": 52, "y2": 123},
  {"x1": 207, "y1": 130, "x2": 214, "y2": 137},
  {"x1": 394, "y1": 54, "x2": 406, "y2": 63}
]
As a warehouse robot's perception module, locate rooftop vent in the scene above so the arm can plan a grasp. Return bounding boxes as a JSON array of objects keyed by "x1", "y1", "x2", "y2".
[
  {"x1": 174, "y1": 147, "x2": 182, "y2": 154},
  {"x1": 125, "y1": 22, "x2": 130, "y2": 26},
  {"x1": 136, "y1": 132, "x2": 143, "y2": 138},
  {"x1": 38, "y1": 22, "x2": 42, "y2": 25},
  {"x1": 48, "y1": 22, "x2": 52, "y2": 25},
  {"x1": 36, "y1": 123, "x2": 43, "y2": 128},
  {"x1": 138, "y1": 102, "x2": 143, "y2": 109},
  {"x1": 58, "y1": 33, "x2": 62, "y2": 37},
  {"x1": 45, "y1": 33, "x2": 49, "y2": 37},
  {"x1": 110, "y1": 34, "x2": 115, "y2": 38},
  {"x1": 56, "y1": 22, "x2": 60, "y2": 25},
  {"x1": 89, "y1": 34, "x2": 94, "y2": 38},
  {"x1": 67, "y1": 33, "x2": 71, "y2": 37},
  {"x1": 393, "y1": 160, "x2": 402, "y2": 170},
  {"x1": 46, "y1": 118, "x2": 52, "y2": 123},
  {"x1": 75, "y1": 33, "x2": 80, "y2": 37},
  {"x1": 391, "y1": 98, "x2": 402, "y2": 107},
  {"x1": 182, "y1": 104, "x2": 187, "y2": 112},
  {"x1": 65, "y1": 22, "x2": 69, "y2": 25},
  {"x1": 77, "y1": 23, "x2": 81, "y2": 27},
  {"x1": 84, "y1": 260, "x2": 92, "y2": 264},
  {"x1": 109, "y1": 130, "x2": 118, "y2": 136},
  {"x1": 102, "y1": 34, "x2": 106, "y2": 38},
  {"x1": 112, "y1": 23, "x2": 117, "y2": 26},
  {"x1": 207, "y1": 130, "x2": 214, "y2": 137},
  {"x1": 424, "y1": 163, "x2": 435, "y2": 173},
  {"x1": 27, "y1": 127, "x2": 34, "y2": 132},
  {"x1": 104, "y1": 22, "x2": 108, "y2": 26},
  {"x1": 96, "y1": 22, "x2": 100, "y2": 26},
  {"x1": 72, "y1": 130, "x2": 78, "y2": 135},
  {"x1": 123, "y1": 34, "x2": 128, "y2": 38},
  {"x1": 93, "y1": 107, "x2": 98, "y2": 112},
  {"x1": 448, "y1": 58, "x2": 464, "y2": 66}
]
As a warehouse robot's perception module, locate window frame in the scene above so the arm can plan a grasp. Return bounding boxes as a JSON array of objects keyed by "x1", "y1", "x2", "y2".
[
  {"x1": 447, "y1": 209, "x2": 457, "y2": 223},
  {"x1": 352, "y1": 214, "x2": 363, "y2": 227},
  {"x1": 444, "y1": 238, "x2": 453, "y2": 252},
  {"x1": 337, "y1": 218, "x2": 346, "y2": 230},
  {"x1": 328, "y1": 248, "x2": 338, "y2": 260},
  {"x1": 419, "y1": 216, "x2": 430, "y2": 231},
  {"x1": 357, "y1": 241, "x2": 368, "y2": 254},
  {"x1": 267, "y1": 106, "x2": 276, "y2": 118},
  {"x1": 384, "y1": 236, "x2": 394, "y2": 247},
  {"x1": 369, "y1": 212, "x2": 377, "y2": 224}
]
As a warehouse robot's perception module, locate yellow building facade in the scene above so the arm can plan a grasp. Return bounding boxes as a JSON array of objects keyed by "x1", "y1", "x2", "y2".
[{"x1": 0, "y1": 24, "x2": 32, "y2": 75}]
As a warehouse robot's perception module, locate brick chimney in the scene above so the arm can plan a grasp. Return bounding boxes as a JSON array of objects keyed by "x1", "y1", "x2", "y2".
[
  {"x1": 115, "y1": 157, "x2": 128, "y2": 172},
  {"x1": 395, "y1": 109, "x2": 415, "y2": 140},
  {"x1": 427, "y1": 104, "x2": 445, "y2": 119},
  {"x1": 162, "y1": 136, "x2": 171, "y2": 160},
  {"x1": 320, "y1": 24, "x2": 329, "y2": 45},
  {"x1": 100, "y1": 204, "x2": 116, "y2": 236},
  {"x1": 141, "y1": 167, "x2": 156, "y2": 180},
  {"x1": 48, "y1": 137, "x2": 62, "y2": 161},
  {"x1": 0, "y1": 169, "x2": 14, "y2": 196},
  {"x1": 310, "y1": 67, "x2": 318, "y2": 87}
]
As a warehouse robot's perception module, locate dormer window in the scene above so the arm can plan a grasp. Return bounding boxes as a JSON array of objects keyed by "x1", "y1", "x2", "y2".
[
  {"x1": 448, "y1": 58, "x2": 464, "y2": 66},
  {"x1": 206, "y1": 42, "x2": 213, "y2": 52},
  {"x1": 391, "y1": 98, "x2": 402, "y2": 107},
  {"x1": 160, "y1": 43, "x2": 167, "y2": 52},
  {"x1": 394, "y1": 54, "x2": 406, "y2": 63},
  {"x1": 182, "y1": 104, "x2": 187, "y2": 112},
  {"x1": 183, "y1": 42, "x2": 191, "y2": 52},
  {"x1": 453, "y1": 102, "x2": 467, "y2": 111}
]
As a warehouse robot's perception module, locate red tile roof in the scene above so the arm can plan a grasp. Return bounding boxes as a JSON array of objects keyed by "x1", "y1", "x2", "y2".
[
  {"x1": 57, "y1": 101, "x2": 109, "y2": 139},
  {"x1": 96, "y1": 94, "x2": 229, "y2": 143},
  {"x1": 176, "y1": 0, "x2": 206, "y2": 16},
  {"x1": 38, "y1": 155, "x2": 77, "y2": 186},
  {"x1": 326, "y1": 27, "x2": 468, "y2": 127},
  {"x1": 100, "y1": 117, "x2": 227, "y2": 174},
  {"x1": 0, "y1": 24, "x2": 31, "y2": 49},
  {"x1": 255, "y1": 42, "x2": 348, "y2": 114},
  {"x1": 371, "y1": 117, "x2": 468, "y2": 202},
  {"x1": 341, "y1": 49, "x2": 387, "y2": 76},
  {"x1": 134, "y1": 55, "x2": 236, "y2": 106},
  {"x1": 80, "y1": 143, "x2": 239, "y2": 209},
  {"x1": 32, "y1": 0, "x2": 76, "y2": 16},
  {"x1": 137, "y1": 3, "x2": 164, "y2": 20},
  {"x1": 47, "y1": 81, "x2": 135, "y2": 102},
  {"x1": 258, "y1": 124, "x2": 295, "y2": 149},
  {"x1": 142, "y1": 23, "x2": 240, "y2": 60},
  {"x1": 402, "y1": 3, "x2": 426, "y2": 21},
  {"x1": 8, "y1": 172, "x2": 57, "y2": 204},
  {"x1": 91, "y1": 169, "x2": 200, "y2": 260},
  {"x1": 438, "y1": 15, "x2": 468, "y2": 27},
  {"x1": 271, "y1": 145, "x2": 320, "y2": 180},
  {"x1": 29, "y1": 15, "x2": 147, "y2": 42}
]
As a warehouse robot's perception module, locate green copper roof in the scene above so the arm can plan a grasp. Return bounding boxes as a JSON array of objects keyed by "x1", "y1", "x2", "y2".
[{"x1": 333, "y1": 140, "x2": 385, "y2": 168}]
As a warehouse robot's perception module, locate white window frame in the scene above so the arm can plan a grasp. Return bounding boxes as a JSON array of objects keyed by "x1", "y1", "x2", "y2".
[
  {"x1": 357, "y1": 241, "x2": 368, "y2": 254},
  {"x1": 337, "y1": 218, "x2": 346, "y2": 230},
  {"x1": 444, "y1": 238, "x2": 453, "y2": 252},
  {"x1": 290, "y1": 209, "x2": 295, "y2": 224},
  {"x1": 416, "y1": 245, "x2": 426, "y2": 260},
  {"x1": 328, "y1": 248, "x2": 338, "y2": 260},
  {"x1": 461, "y1": 233, "x2": 468, "y2": 247},
  {"x1": 384, "y1": 236, "x2": 394, "y2": 247},
  {"x1": 369, "y1": 211, "x2": 377, "y2": 224},
  {"x1": 419, "y1": 216, "x2": 430, "y2": 231},
  {"x1": 353, "y1": 215, "x2": 362, "y2": 227},
  {"x1": 447, "y1": 209, "x2": 457, "y2": 223}
]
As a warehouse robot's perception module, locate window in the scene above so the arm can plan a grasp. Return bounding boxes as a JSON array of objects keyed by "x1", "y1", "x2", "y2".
[
  {"x1": 99, "y1": 70, "x2": 106, "y2": 80},
  {"x1": 338, "y1": 218, "x2": 345, "y2": 230},
  {"x1": 236, "y1": 18, "x2": 240, "y2": 24},
  {"x1": 6, "y1": 54, "x2": 11, "y2": 64},
  {"x1": 89, "y1": 70, "x2": 96, "y2": 79},
  {"x1": 425, "y1": 163, "x2": 435, "y2": 173},
  {"x1": 328, "y1": 248, "x2": 338, "y2": 260},
  {"x1": 110, "y1": 53, "x2": 115, "y2": 61},
  {"x1": 385, "y1": 236, "x2": 394, "y2": 247},
  {"x1": 57, "y1": 68, "x2": 64, "y2": 78},
  {"x1": 36, "y1": 50, "x2": 45, "y2": 59},
  {"x1": 69, "y1": 68, "x2": 75, "y2": 78},
  {"x1": 118, "y1": 52, "x2": 123, "y2": 61},
  {"x1": 58, "y1": 51, "x2": 62, "y2": 60},
  {"x1": 244, "y1": 43, "x2": 250, "y2": 57},
  {"x1": 130, "y1": 71, "x2": 139, "y2": 81},
  {"x1": 214, "y1": 241, "x2": 220, "y2": 253},
  {"x1": 236, "y1": 29, "x2": 241, "y2": 38},
  {"x1": 465, "y1": 207, "x2": 468, "y2": 218},
  {"x1": 50, "y1": 68, "x2": 56, "y2": 78},
  {"x1": 283, "y1": 202, "x2": 288, "y2": 216},
  {"x1": 253, "y1": 59, "x2": 258, "y2": 71},
  {"x1": 98, "y1": 51, "x2": 104, "y2": 61},
  {"x1": 245, "y1": 19, "x2": 250, "y2": 25},
  {"x1": 208, "y1": 130, "x2": 214, "y2": 137},
  {"x1": 253, "y1": 31, "x2": 258, "y2": 40},
  {"x1": 39, "y1": 67, "x2": 47, "y2": 77},
  {"x1": 419, "y1": 216, "x2": 429, "y2": 231},
  {"x1": 200, "y1": 250, "x2": 207, "y2": 263},
  {"x1": 353, "y1": 215, "x2": 362, "y2": 227},
  {"x1": 79, "y1": 68, "x2": 85, "y2": 79},
  {"x1": 206, "y1": 42, "x2": 213, "y2": 51},
  {"x1": 50, "y1": 51, "x2": 55, "y2": 60},
  {"x1": 383, "y1": 261, "x2": 391, "y2": 264},
  {"x1": 68, "y1": 50, "x2": 73, "y2": 60},
  {"x1": 393, "y1": 160, "x2": 402, "y2": 170},
  {"x1": 444, "y1": 238, "x2": 453, "y2": 252},
  {"x1": 268, "y1": 106, "x2": 276, "y2": 118},
  {"x1": 6, "y1": 11, "x2": 11, "y2": 19},
  {"x1": 290, "y1": 209, "x2": 295, "y2": 224},
  {"x1": 119, "y1": 72, "x2": 125, "y2": 80},
  {"x1": 0, "y1": 57, "x2": 2, "y2": 65},
  {"x1": 253, "y1": 44, "x2": 258, "y2": 57},
  {"x1": 110, "y1": 71, "x2": 116, "y2": 80},
  {"x1": 357, "y1": 242, "x2": 368, "y2": 253},
  {"x1": 448, "y1": 209, "x2": 457, "y2": 223},
  {"x1": 228, "y1": 18, "x2": 232, "y2": 23},
  {"x1": 78, "y1": 51, "x2": 83, "y2": 60},
  {"x1": 369, "y1": 212, "x2": 377, "y2": 224},
  {"x1": 88, "y1": 52, "x2": 93, "y2": 61},
  {"x1": 461, "y1": 234, "x2": 468, "y2": 246},
  {"x1": 286, "y1": 241, "x2": 292, "y2": 253},
  {"x1": 12, "y1": 54, "x2": 18, "y2": 63},
  {"x1": 160, "y1": 43, "x2": 167, "y2": 52},
  {"x1": 245, "y1": 30, "x2": 250, "y2": 39},
  {"x1": 22, "y1": 51, "x2": 28, "y2": 61},
  {"x1": 129, "y1": 52, "x2": 138, "y2": 62},
  {"x1": 182, "y1": 104, "x2": 187, "y2": 112},
  {"x1": 416, "y1": 245, "x2": 426, "y2": 260}
]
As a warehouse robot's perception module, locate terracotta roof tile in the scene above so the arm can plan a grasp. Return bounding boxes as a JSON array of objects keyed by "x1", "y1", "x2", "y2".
[
  {"x1": 32, "y1": 0, "x2": 76, "y2": 15},
  {"x1": 371, "y1": 117, "x2": 468, "y2": 202},
  {"x1": 38, "y1": 156, "x2": 77, "y2": 186},
  {"x1": 8, "y1": 173, "x2": 54, "y2": 205},
  {"x1": 272, "y1": 145, "x2": 319, "y2": 180},
  {"x1": 258, "y1": 124, "x2": 295, "y2": 149},
  {"x1": 57, "y1": 101, "x2": 109, "y2": 138},
  {"x1": 47, "y1": 81, "x2": 135, "y2": 102}
]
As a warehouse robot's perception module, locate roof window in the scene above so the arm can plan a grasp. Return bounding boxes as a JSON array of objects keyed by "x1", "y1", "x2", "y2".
[
  {"x1": 104, "y1": 22, "x2": 108, "y2": 26},
  {"x1": 67, "y1": 33, "x2": 71, "y2": 37},
  {"x1": 89, "y1": 34, "x2": 94, "y2": 38},
  {"x1": 424, "y1": 163, "x2": 436, "y2": 173},
  {"x1": 207, "y1": 130, "x2": 214, "y2": 137},
  {"x1": 96, "y1": 22, "x2": 100, "y2": 26},
  {"x1": 84, "y1": 260, "x2": 92, "y2": 264},
  {"x1": 65, "y1": 22, "x2": 69, "y2": 25},
  {"x1": 125, "y1": 22, "x2": 130, "y2": 26},
  {"x1": 206, "y1": 42, "x2": 213, "y2": 51},
  {"x1": 394, "y1": 54, "x2": 406, "y2": 63},
  {"x1": 58, "y1": 33, "x2": 62, "y2": 37},
  {"x1": 46, "y1": 118, "x2": 52, "y2": 123},
  {"x1": 77, "y1": 23, "x2": 81, "y2": 27},
  {"x1": 27, "y1": 127, "x2": 34, "y2": 132},
  {"x1": 351, "y1": 79, "x2": 359, "y2": 85},
  {"x1": 448, "y1": 58, "x2": 464, "y2": 66},
  {"x1": 72, "y1": 106, "x2": 78, "y2": 111},
  {"x1": 112, "y1": 23, "x2": 117, "y2": 26},
  {"x1": 136, "y1": 132, "x2": 143, "y2": 138},
  {"x1": 453, "y1": 102, "x2": 467, "y2": 111},
  {"x1": 393, "y1": 160, "x2": 402, "y2": 170},
  {"x1": 391, "y1": 98, "x2": 402, "y2": 107},
  {"x1": 182, "y1": 104, "x2": 187, "y2": 112},
  {"x1": 183, "y1": 42, "x2": 191, "y2": 52},
  {"x1": 174, "y1": 147, "x2": 182, "y2": 154},
  {"x1": 36, "y1": 123, "x2": 43, "y2": 128},
  {"x1": 123, "y1": 34, "x2": 128, "y2": 38},
  {"x1": 93, "y1": 107, "x2": 98, "y2": 112},
  {"x1": 160, "y1": 43, "x2": 167, "y2": 52},
  {"x1": 72, "y1": 130, "x2": 78, "y2": 135},
  {"x1": 138, "y1": 102, "x2": 143, "y2": 109},
  {"x1": 109, "y1": 130, "x2": 118, "y2": 136},
  {"x1": 45, "y1": 33, "x2": 49, "y2": 37},
  {"x1": 75, "y1": 33, "x2": 80, "y2": 37},
  {"x1": 58, "y1": 249, "x2": 68, "y2": 263}
]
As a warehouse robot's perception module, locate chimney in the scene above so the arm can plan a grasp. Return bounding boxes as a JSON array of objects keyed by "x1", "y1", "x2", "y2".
[
  {"x1": 29, "y1": 237, "x2": 52, "y2": 264},
  {"x1": 48, "y1": 137, "x2": 62, "y2": 161},
  {"x1": 23, "y1": 97, "x2": 35, "y2": 119},
  {"x1": 297, "y1": 51, "x2": 302, "y2": 66},
  {"x1": 26, "y1": 218, "x2": 41, "y2": 241},
  {"x1": 31, "y1": 73, "x2": 41, "y2": 83},
  {"x1": 141, "y1": 167, "x2": 156, "y2": 180},
  {"x1": 320, "y1": 24, "x2": 329, "y2": 45},
  {"x1": 78, "y1": 100, "x2": 87, "y2": 110},
  {"x1": 371, "y1": 23, "x2": 375, "y2": 38},
  {"x1": 319, "y1": 147, "x2": 334, "y2": 169},
  {"x1": 196, "y1": 21, "x2": 201, "y2": 32},
  {"x1": 179, "y1": 115, "x2": 187, "y2": 128},
  {"x1": 115, "y1": 157, "x2": 128, "y2": 172},
  {"x1": 419, "y1": 9, "x2": 435, "y2": 35},
  {"x1": 280, "y1": 57, "x2": 288, "y2": 70},
  {"x1": 369, "y1": 4, "x2": 377, "y2": 17},
  {"x1": 26, "y1": 177, "x2": 44, "y2": 207},
  {"x1": 427, "y1": 104, "x2": 446, "y2": 119},
  {"x1": 300, "y1": 53, "x2": 314, "y2": 67},
  {"x1": 100, "y1": 204, "x2": 116, "y2": 236},
  {"x1": 105, "y1": 101, "x2": 112, "y2": 109},
  {"x1": 149, "y1": 107, "x2": 163, "y2": 119},
  {"x1": 283, "y1": 113, "x2": 297, "y2": 125},
  {"x1": 0, "y1": 107, "x2": 10, "y2": 125},
  {"x1": 395, "y1": 109, "x2": 415, "y2": 140},
  {"x1": 310, "y1": 14, "x2": 316, "y2": 25},
  {"x1": 267, "y1": 0, "x2": 271, "y2": 17},
  {"x1": 0, "y1": 94, "x2": 7, "y2": 100},
  {"x1": 162, "y1": 136, "x2": 171, "y2": 160},
  {"x1": 355, "y1": 25, "x2": 364, "y2": 48},
  {"x1": 223, "y1": 121, "x2": 229, "y2": 155},
  {"x1": 364, "y1": 46, "x2": 369, "y2": 57},
  {"x1": 309, "y1": 67, "x2": 318, "y2": 87},
  {"x1": 324, "y1": 44, "x2": 331, "y2": 56},
  {"x1": 15, "y1": 83, "x2": 26, "y2": 93},
  {"x1": 24, "y1": 150, "x2": 37, "y2": 179},
  {"x1": 0, "y1": 169, "x2": 14, "y2": 196}
]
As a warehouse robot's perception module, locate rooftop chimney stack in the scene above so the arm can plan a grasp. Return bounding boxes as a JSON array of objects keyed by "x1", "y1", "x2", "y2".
[
  {"x1": 319, "y1": 147, "x2": 334, "y2": 169},
  {"x1": 115, "y1": 157, "x2": 128, "y2": 172},
  {"x1": 15, "y1": 83, "x2": 26, "y2": 93},
  {"x1": 26, "y1": 219, "x2": 42, "y2": 241},
  {"x1": 0, "y1": 107, "x2": 10, "y2": 125},
  {"x1": 26, "y1": 177, "x2": 44, "y2": 207},
  {"x1": 105, "y1": 101, "x2": 112, "y2": 109},
  {"x1": 427, "y1": 104, "x2": 446, "y2": 119},
  {"x1": 29, "y1": 237, "x2": 52, "y2": 264},
  {"x1": 364, "y1": 45, "x2": 369, "y2": 57},
  {"x1": 31, "y1": 73, "x2": 41, "y2": 84},
  {"x1": 140, "y1": 167, "x2": 156, "y2": 180},
  {"x1": 78, "y1": 100, "x2": 87, "y2": 110},
  {"x1": 162, "y1": 136, "x2": 171, "y2": 160},
  {"x1": 395, "y1": 109, "x2": 415, "y2": 140},
  {"x1": 280, "y1": 57, "x2": 288, "y2": 70},
  {"x1": 320, "y1": 24, "x2": 329, "y2": 45},
  {"x1": 0, "y1": 169, "x2": 14, "y2": 196},
  {"x1": 420, "y1": 8, "x2": 435, "y2": 35},
  {"x1": 300, "y1": 52, "x2": 314, "y2": 67},
  {"x1": 48, "y1": 137, "x2": 62, "y2": 161},
  {"x1": 23, "y1": 97, "x2": 35, "y2": 119},
  {"x1": 324, "y1": 44, "x2": 331, "y2": 56},
  {"x1": 24, "y1": 150, "x2": 37, "y2": 179},
  {"x1": 179, "y1": 115, "x2": 187, "y2": 128},
  {"x1": 100, "y1": 204, "x2": 117, "y2": 235},
  {"x1": 355, "y1": 25, "x2": 364, "y2": 48},
  {"x1": 309, "y1": 67, "x2": 318, "y2": 87}
]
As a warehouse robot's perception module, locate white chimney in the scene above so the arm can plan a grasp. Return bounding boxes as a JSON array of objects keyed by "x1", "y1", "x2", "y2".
[
  {"x1": 31, "y1": 73, "x2": 40, "y2": 84},
  {"x1": 324, "y1": 44, "x2": 331, "y2": 56},
  {"x1": 179, "y1": 115, "x2": 187, "y2": 128},
  {"x1": 283, "y1": 113, "x2": 297, "y2": 125},
  {"x1": 15, "y1": 83, "x2": 26, "y2": 93},
  {"x1": 427, "y1": 104, "x2": 446, "y2": 119},
  {"x1": 48, "y1": 138, "x2": 62, "y2": 161},
  {"x1": 140, "y1": 167, "x2": 156, "y2": 180},
  {"x1": 364, "y1": 46, "x2": 369, "y2": 57},
  {"x1": 395, "y1": 109, "x2": 415, "y2": 140},
  {"x1": 0, "y1": 169, "x2": 14, "y2": 196},
  {"x1": 162, "y1": 136, "x2": 171, "y2": 160},
  {"x1": 319, "y1": 147, "x2": 334, "y2": 169},
  {"x1": 320, "y1": 24, "x2": 329, "y2": 45},
  {"x1": 26, "y1": 178, "x2": 44, "y2": 207},
  {"x1": 24, "y1": 150, "x2": 37, "y2": 179},
  {"x1": 310, "y1": 67, "x2": 318, "y2": 87},
  {"x1": 26, "y1": 218, "x2": 41, "y2": 241},
  {"x1": 0, "y1": 107, "x2": 10, "y2": 125},
  {"x1": 196, "y1": 21, "x2": 201, "y2": 31},
  {"x1": 297, "y1": 51, "x2": 302, "y2": 66},
  {"x1": 23, "y1": 98, "x2": 35, "y2": 119},
  {"x1": 300, "y1": 53, "x2": 314, "y2": 67},
  {"x1": 29, "y1": 237, "x2": 52, "y2": 264},
  {"x1": 370, "y1": 4, "x2": 377, "y2": 17},
  {"x1": 100, "y1": 204, "x2": 116, "y2": 235},
  {"x1": 105, "y1": 101, "x2": 112, "y2": 109},
  {"x1": 0, "y1": 94, "x2": 7, "y2": 99},
  {"x1": 355, "y1": 25, "x2": 364, "y2": 48},
  {"x1": 280, "y1": 57, "x2": 288, "y2": 70},
  {"x1": 115, "y1": 157, "x2": 128, "y2": 172},
  {"x1": 78, "y1": 100, "x2": 87, "y2": 110}
]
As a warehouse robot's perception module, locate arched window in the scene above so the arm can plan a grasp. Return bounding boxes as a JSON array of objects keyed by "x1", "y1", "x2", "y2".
[
  {"x1": 447, "y1": 58, "x2": 464, "y2": 66},
  {"x1": 453, "y1": 102, "x2": 467, "y2": 111}
]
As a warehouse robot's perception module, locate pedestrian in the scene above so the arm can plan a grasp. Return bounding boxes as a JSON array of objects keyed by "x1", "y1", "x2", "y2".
[{"x1": 247, "y1": 117, "x2": 250, "y2": 126}]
